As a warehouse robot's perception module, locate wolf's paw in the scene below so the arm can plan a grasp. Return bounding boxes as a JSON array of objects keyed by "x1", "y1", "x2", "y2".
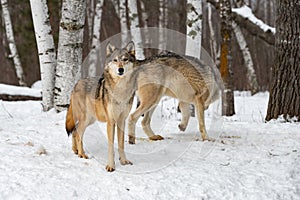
[
  {"x1": 105, "y1": 164, "x2": 115, "y2": 172},
  {"x1": 72, "y1": 149, "x2": 78, "y2": 155},
  {"x1": 120, "y1": 158, "x2": 133, "y2": 165},
  {"x1": 178, "y1": 123, "x2": 186, "y2": 131},
  {"x1": 195, "y1": 136, "x2": 216, "y2": 142},
  {"x1": 200, "y1": 136, "x2": 216, "y2": 142},
  {"x1": 128, "y1": 135, "x2": 135, "y2": 144},
  {"x1": 149, "y1": 135, "x2": 164, "y2": 141},
  {"x1": 78, "y1": 153, "x2": 89, "y2": 159}
]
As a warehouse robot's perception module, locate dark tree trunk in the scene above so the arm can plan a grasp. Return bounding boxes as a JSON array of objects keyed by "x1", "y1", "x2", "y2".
[
  {"x1": 266, "y1": 0, "x2": 300, "y2": 121},
  {"x1": 219, "y1": 0, "x2": 235, "y2": 116}
]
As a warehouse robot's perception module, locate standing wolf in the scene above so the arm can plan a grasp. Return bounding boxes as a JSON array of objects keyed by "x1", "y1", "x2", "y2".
[
  {"x1": 65, "y1": 42, "x2": 137, "y2": 172},
  {"x1": 128, "y1": 52, "x2": 222, "y2": 144}
]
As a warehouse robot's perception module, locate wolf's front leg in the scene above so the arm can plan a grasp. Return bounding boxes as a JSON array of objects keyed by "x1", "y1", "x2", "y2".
[
  {"x1": 195, "y1": 96, "x2": 215, "y2": 142},
  {"x1": 117, "y1": 119, "x2": 132, "y2": 165},
  {"x1": 106, "y1": 121, "x2": 115, "y2": 172},
  {"x1": 128, "y1": 113, "x2": 138, "y2": 144}
]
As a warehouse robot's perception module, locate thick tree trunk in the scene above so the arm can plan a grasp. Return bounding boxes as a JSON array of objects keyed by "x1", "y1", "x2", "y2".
[
  {"x1": 54, "y1": 0, "x2": 86, "y2": 112},
  {"x1": 1, "y1": 0, "x2": 26, "y2": 86},
  {"x1": 30, "y1": 0, "x2": 56, "y2": 111},
  {"x1": 266, "y1": 0, "x2": 300, "y2": 121},
  {"x1": 220, "y1": 0, "x2": 235, "y2": 116}
]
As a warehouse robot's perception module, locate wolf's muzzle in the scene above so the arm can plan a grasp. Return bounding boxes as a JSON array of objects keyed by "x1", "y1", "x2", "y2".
[{"x1": 118, "y1": 67, "x2": 124, "y2": 75}]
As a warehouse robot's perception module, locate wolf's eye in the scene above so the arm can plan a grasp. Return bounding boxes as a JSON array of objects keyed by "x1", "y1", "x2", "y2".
[
  {"x1": 122, "y1": 58, "x2": 128, "y2": 62},
  {"x1": 113, "y1": 59, "x2": 118, "y2": 62}
]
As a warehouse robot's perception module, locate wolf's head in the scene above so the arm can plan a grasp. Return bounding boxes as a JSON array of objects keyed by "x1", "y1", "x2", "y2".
[{"x1": 105, "y1": 41, "x2": 135, "y2": 78}]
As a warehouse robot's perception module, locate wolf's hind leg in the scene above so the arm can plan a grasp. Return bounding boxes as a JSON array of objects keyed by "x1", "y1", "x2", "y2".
[
  {"x1": 72, "y1": 133, "x2": 78, "y2": 154},
  {"x1": 195, "y1": 95, "x2": 215, "y2": 142},
  {"x1": 178, "y1": 101, "x2": 190, "y2": 131},
  {"x1": 74, "y1": 122, "x2": 89, "y2": 159},
  {"x1": 142, "y1": 107, "x2": 164, "y2": 141}
]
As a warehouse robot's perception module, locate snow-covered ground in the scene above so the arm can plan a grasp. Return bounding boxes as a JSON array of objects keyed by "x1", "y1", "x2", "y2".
[{"x1": 0, "y1": 91, "x2": 299, "y2": 199}]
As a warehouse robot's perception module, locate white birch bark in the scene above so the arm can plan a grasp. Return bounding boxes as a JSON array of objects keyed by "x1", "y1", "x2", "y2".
[
  {"x1": 119, "y1": 0, "x2": 129, "y2": 45},
  {"x1": 88, "y1": 0, "x2": 104, "y2": 77},
  {"x1": 30, "y1": 0, "x2": 56, "y2": 111},
  {"x1": 232, "y1": 21, "x2": 259, "y2": 94},
  {"x1": 54, "y1": 0, "x2": 86, "y2": 112},
  {"x1": 128, "y1": 0, "x2": 144, "y2": 60},
  {"x1": 1, "y1": 0, "x2": 26, "y2": 86},
  {"x1": 185, "y1": 0, "x2": 202, "y2": 59}
]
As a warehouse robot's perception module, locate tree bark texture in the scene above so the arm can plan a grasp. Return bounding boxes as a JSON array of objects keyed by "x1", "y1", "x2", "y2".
[
  {"x1": 266, "y1": 0, "x2": 300, "y2": 121},
  {"x1": 186, "y1": 0, "x2": 202, "y2": 59},
  {"x1": 54, "y1": 0, "x2": 86, "y2": 112},
  {"x1": 88, "y1": 0, "x2": 104, "y2": 77},
  {"x1": 232, "y1": 21, "x2": 258, "y2": 94},
  {"x1": 30, "y1": 0, "x2": 56, "y2": 111},
  {"x1": 128, "y1": 0, "x2": 145, "y2": 60},
  {"x1": 220, "y1": 0, "x2": 235, "y2": 116}
]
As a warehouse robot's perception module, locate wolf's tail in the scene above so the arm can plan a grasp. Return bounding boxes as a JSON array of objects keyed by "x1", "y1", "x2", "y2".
[{"x1": 65, "y1": 98, "x2": 76, "y2": 136}]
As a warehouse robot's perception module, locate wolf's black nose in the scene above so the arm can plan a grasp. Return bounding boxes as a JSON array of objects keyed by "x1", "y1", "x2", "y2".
[{"x1": 118, "y1": 68, "x2": 124, "y2": 74}]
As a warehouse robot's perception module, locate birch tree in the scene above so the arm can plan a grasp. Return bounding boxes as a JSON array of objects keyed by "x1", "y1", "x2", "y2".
[
  {"x1": 1, "y1": 0, "x2": 26, "y2": 86},
  {"x1": 30, "y1": 0, "x2": 56, "y2": 111},
  {"x1": 233, "y1": 0, "x2": 257, "y2": 93},
  {"x1": 266, "y1": 0, "x2": 300, "y2": 121},
  {"x1": 54, "y1": 0, "x2": 86, "y2": 112},
  {"x1": 232, "y1": 21, "x2": 258, "y2": 94},
  {"x1": 185, "y1": 0, "x2": 202, "y2": 58},
  {"x1": 128, "y1": 0, "x2": 144, "y2": 60},
  {"x1": 88, "y1": 0, "x2": 104, "y2": 77}
]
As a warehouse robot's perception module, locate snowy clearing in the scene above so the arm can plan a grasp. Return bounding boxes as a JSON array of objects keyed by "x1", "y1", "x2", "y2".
[{"x1": 0, "y1": 92, "x2": 299, "y2": 199}]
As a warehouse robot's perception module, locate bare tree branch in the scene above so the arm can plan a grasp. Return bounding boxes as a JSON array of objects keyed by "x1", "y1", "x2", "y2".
[
  {"x1": 206, "y1": 0, "x2": 275, "y2": 45},
  {"x1": 232, "y1": 12, "x2": 275, "y2": 45}
]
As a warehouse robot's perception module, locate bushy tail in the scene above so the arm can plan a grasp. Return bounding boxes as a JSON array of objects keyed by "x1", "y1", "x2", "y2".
[{"x1": 65, "y1": 99, "x2": 76, "y2": 136}]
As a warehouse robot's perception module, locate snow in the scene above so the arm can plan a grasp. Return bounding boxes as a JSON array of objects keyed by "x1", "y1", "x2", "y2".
[
  {"x1": 1, "y1": 91, "x2": 300, "y2": 199},
  {"x1": 232, "y1": 5, "x2": 276, "y2": 34},
  {"x1": 0, "y1": 83, "x2": 41, "y2": 97}
]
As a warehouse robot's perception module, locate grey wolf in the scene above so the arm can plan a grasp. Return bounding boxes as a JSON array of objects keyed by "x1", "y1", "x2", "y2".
[
  {"x1": 128, "y1": 51, "x2": 222, "y2": 144},
  {"x1": 65, "y1": 41, "x2": 137, "y2": 172}
]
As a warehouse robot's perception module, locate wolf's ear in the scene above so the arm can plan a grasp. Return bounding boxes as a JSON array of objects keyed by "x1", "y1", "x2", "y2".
[
  {"x1": 125, "y1": 41, "x2": 135, "y2": 56},
  {"x1": 106, "y1": 42, "x2": 115, "y2": 57}
]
